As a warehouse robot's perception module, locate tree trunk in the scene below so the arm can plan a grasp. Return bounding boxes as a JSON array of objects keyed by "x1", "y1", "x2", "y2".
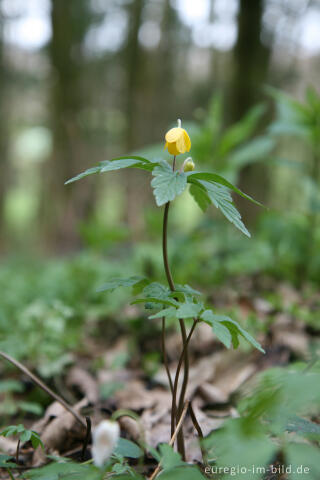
[
  {"x1": 123, "y1": 0, "x2": 146, "y2": 237},
  {"x1": 229, "y1": 0, "x2": 272, "y2": 223},
  {"x1": 42, "y1": 0, "x2": 95, "y2": 252}
]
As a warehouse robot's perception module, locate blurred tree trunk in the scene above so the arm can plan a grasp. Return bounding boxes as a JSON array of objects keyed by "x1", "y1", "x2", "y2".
[
  {"x1": 229, "y1": 0, "x2": 272, "y2": 223},
  {"x1": 123, "y1": 0, "x2": 145, "y2": 237},
  {"x1": 157, "y1": 0, "x2": 177, "y2": 126},
  {"x1": 42, "y1": 0, "x2": 95, "y2": 251},
  {"x1": 0, "y1": 2, "x2": 8, "y2": 250}
]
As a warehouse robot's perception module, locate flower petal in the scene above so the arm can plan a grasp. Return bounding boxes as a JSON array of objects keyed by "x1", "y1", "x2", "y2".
[
  {"x1": 165, "y1": 127, "x2": 183, "y2": 143},
  {"x1": 167, "y1": 142, "x2": 180, "y2": 156},
  {"x1": 183, "y1": 129, "x2": 191, "y2": 151},
  {"x1": 176, "y1": 129, "x2": 190, "y2": 153}
]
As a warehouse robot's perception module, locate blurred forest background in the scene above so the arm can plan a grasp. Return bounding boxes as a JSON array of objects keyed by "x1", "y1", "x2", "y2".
[
  {"x1": 0, "y1": 0, "x2": 319, "y2": 252},
  {"x1": 0, "y1": 0, "x2": 320, "y2": 374}
]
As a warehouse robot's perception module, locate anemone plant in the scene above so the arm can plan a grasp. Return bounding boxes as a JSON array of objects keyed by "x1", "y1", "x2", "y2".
[{"x1": 66, "y1": 118, "x2": 265, "y2": 460}]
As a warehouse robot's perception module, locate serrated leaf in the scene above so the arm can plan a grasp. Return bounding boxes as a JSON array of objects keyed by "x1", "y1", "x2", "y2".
[
  {"x1": 187, "y1": 171, "x2": 263, "y2": 207},
  {"x1": 151, "y1": 162, "x2": 187, "y2": 206},
  {"x1": 149, "y1": 307, "x2": 177, "y2": 319},
  {"x1": 64, "y1": 166, "x2": 101, "y2": 185},
  {"x1": 114, "y1": 438, "x2": 143, "y2": 459},
  {"x1": 100, "y1": 158, "x2": 143, "y2": 172},
  {"x1": 175, "y1": 285, "x2": 202, "y2": 296},
  {"x1": 201, "y1": 311, "x2": 265, "y2": 353},
  {"x1": 176, "y1": 302, "x2": 202, "y2": 319},
  {"x1": 143, "y1": 282, "x2": 170, "y2": 299},
  {"x1": 97, "y1": 276, "x2": 147, "y2": 293},
  {"x1": 201, "y1": 310, "x2": 232, "y2": 348},
  {"x1": 190, "y1": 179, "x2": 251, "y2": 237},
  {"x1": 220, "y1": 315, "x2": 265, "y2": 353},
  {"x1": 189, "y1": 183, "x2": 211, "y2": 212},
  {"x1": 132, "y1": 297, "x2": 178, "y2": 308},
  {"x1": 65, "y1": 156, "x2": 154, "y2": 185},
  {"x1": 139, "y1": 282, "x2": 176, "y2": 309}
]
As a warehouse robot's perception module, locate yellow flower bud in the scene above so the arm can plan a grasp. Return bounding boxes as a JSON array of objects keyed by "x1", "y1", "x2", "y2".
[
  {"x1": 164, "y1": 120, "x2": 191, "y2": 156},
  {"x1": 183, "y1": 158, "x2": 195, "y2": 172}
]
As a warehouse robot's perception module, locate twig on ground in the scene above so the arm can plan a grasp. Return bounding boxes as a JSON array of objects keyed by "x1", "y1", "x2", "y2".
[
  {"x1": 0, "y1": 351, "x2": 86, "y2": 428},
  {"x1": 149, "y1": 400, "x2": 189, "y2": 480}
]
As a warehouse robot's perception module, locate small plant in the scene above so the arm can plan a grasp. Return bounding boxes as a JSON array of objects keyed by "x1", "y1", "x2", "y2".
[
  {"x1": 66, "y1": 119, "x2": 265, "y2": 462},
  {"x1": 0, "y1": 423, "x2": 44, "y2": 477}
]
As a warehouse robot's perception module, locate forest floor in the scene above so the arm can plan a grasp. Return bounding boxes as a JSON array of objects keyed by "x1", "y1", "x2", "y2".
[{"x1": 0, "y1": 275, "x2": 319, "y2": 479}]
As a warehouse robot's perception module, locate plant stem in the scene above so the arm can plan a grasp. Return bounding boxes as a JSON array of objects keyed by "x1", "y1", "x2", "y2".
[
  {"x1": 189, "y1": 401, "x2": 209, "y2": 466},
  {"x1": 161, "y1": 155, "x2": 192, "y2": 459},
  {"x1": 162, "y1": 317, "x2": 173, "y2": 395},
  {"x1": 7, "y1": 469, "x2": 14, "y2": 480},
  {"x1": 176, "y1": 319, "x2": 188, "y2": 458},
  {"x1": 171, "y1": 320, "x2": 198, "y2": 447},
  {"x1": 162, "y1": 202, "x2": 175, "y2": 292},
  {"x1": 16, "y1": 439, "x2": 20, "y2": 464},
  {"x1": 149, "y1": 401, "x2": 189, "y2": 480}
]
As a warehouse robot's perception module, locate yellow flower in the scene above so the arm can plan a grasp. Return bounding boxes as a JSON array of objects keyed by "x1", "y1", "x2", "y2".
[{"x1": 165, "y1": 119, "x2": 191, "y2": 156}]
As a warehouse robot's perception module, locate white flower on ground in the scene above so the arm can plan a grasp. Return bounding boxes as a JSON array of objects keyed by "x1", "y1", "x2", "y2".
[{"x1": 92, "y1": 420, "x2": 120, "y2": 467}]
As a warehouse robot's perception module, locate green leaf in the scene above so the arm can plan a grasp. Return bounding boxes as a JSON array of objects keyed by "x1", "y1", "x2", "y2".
[
  {"x1": 18, "y1": 401, "x2": 43, "y2": 416},
  {"x1": 97, "y1": 276, "x2": 147, "y2": 293},
  {"x1": 149, "y1": 307, "x2": 177, "y2": 319},
  {"x1": 158, "y1": 444, "x2": 184, "y2": 471},
  {"x1": 204, "y1": 418, "x2": 276, "y2": 480},
  {"x1": 175, "y1": 285, "x2": 202, "y2": 296},
  {"x1": 189, "y1": 184, "x2": 211, "y2": 212},
  {"x1": 190, "y1": 179, "x2": 251, "y2": 237},
  {"x1": 132, "y1": 297, "x2": 178, "y2": 308},
  {"x1": 201, "y1": 311, "x2": 265, "y2": 353},
  {"x1": 0, "y1": 425, "x2": 44, "y2": 450},
  {"x1": 30, "y1": 432, "x2": 44, "y2": 450},
  {"x1": 0, "y1": 455, "x2": 17, "y2": 468},
  {"x1": 143, "y1": 282, "x2": 170, "y2": 299},
  {"x1": 114, "y1": 438, "x2": 143, "y2": 459},
  {"x1": 187, "y1": 171, "x2": 263, "y2": 207},
  {"x1": 286, "y1": 416, "x2": 320, "y2": 437},
  {"x1": 151, "y1": 162, "x2": 187, "y2": 206},
  {"x1": 65, "y1": 156, "x2": 153, "y2": 185},
  {"x1": 23, "y1": 461, "x2": 99, "y2": 480},
  {"x1": 220, "y1": 315, "x2": 265, "y2": 353},
  {"x1": 201, "y1": 310, "x2": 232, "y2": 348},
  {"x1": 0, "y1": 380, "x2": 24, "y2": 393},
  {"x1": 176, "y1": 302, "x2": 202, "y2": 319},
  {"x1": 20, "y1": 429, "x2": 32, "y2": 443},
  {"x1": 158, "y1": 466, "x2": 207, "y2": 479},
  {"x1": 286, "y1": 443, "x2": 320, "y2": 480},
  {"x1": 228, "y1": 136, "x2": 275, "y2": 169},
  {"x1": 216, "y1": 103, "x2": 267, "y2": 158},
  {"x1": 100, "y1": 158, "x2": 144, "y2": 173},
  {"x1": 137, "y1": 282, "x2": 177, "y2": 309},
  {"x1": 64, "y1": 166, "x2": 101, "y2": 185}
]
